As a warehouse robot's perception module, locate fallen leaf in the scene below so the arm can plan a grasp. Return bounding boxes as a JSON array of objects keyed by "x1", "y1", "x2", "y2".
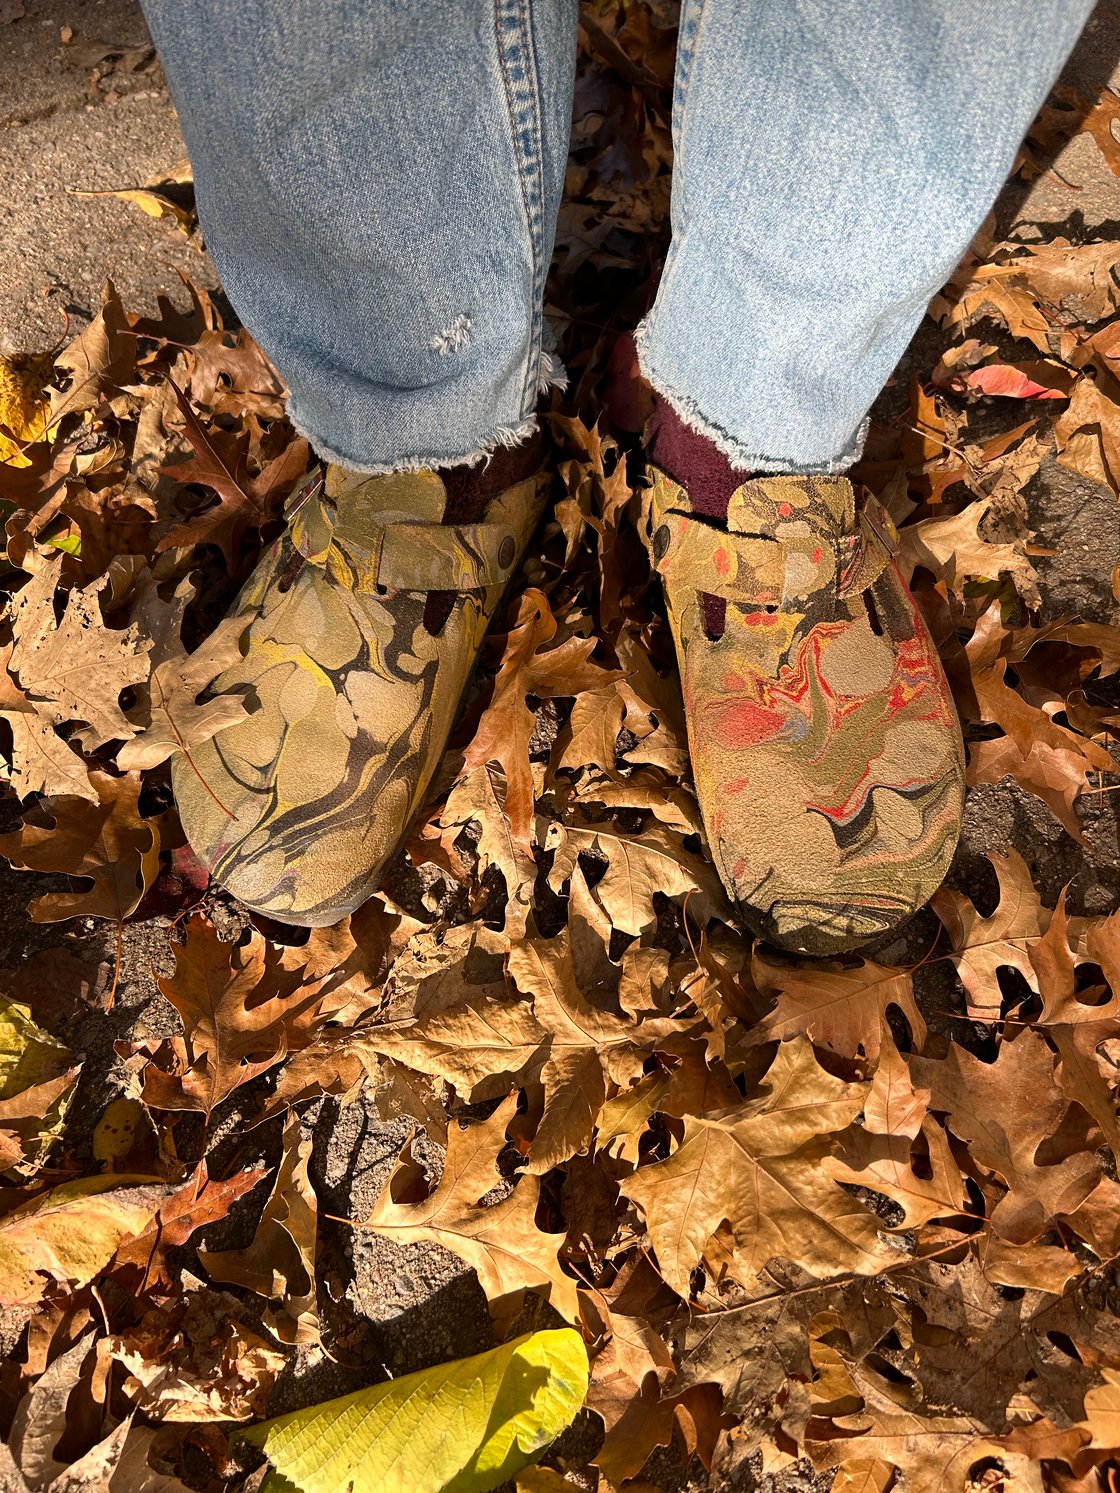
[
  {"x1": 8, "y1": 555, "x2": 153, "y2": 751},
  {"x1": 350, "y1": 993, "x2": 546, "y2": 1101},
  {"x1": 1033, "y1": 894, "x2": 1120, "y2": 1154},
  {"x1": 0, "y1": 995, "x2": 77, "y2": 1173},
  {"x1": 156, "y1": 382, "x2": 308, "y2": 562},
  {"x1": 931, "y1": 850, "x2": 1050, "y2": 1017},
  {"x1": 806, "y1": 1319, "x2": 1010, "y2": 1491},
  {"x1": 441, "y1": 764, "x2": 536, "y2": 936},
  {"x1": 0, "y1": 647, "x2": 98, "y2": 801},
  {"x1": 897, "y1": 499, "x2": 1037, "y2": 599},
  {"x1": 912, "y1": 1028, "x2": 1100, "y2": 1244},
  {"x1": 747, "y1": 952, "x2": 926, "y2": 1061},
  {"x1": 1009, "y1": 239, "x2": 1120, "y2": 324},
  {"x1": 108, "y1": 1291, "x2": 285, "y2": 1421},
  {"x1": 0, "y1": 1177, "x2": 168, "y2": 1305},
  {"x1": 0, "y1": 348, "x2": 52, "y2": 465},
  {"x1": 201, "y1": 1114, "x2": 319, "y2": 1342},
  {"x1": 1054, "y1": 375, "x2": 1120, "y2": 491},
  {"x1": 967, "y1": 733, "x2": 1099, "y2": 844},
  {"x1": 960, "y1": 362, "x2": 1071, "y2": 400},
  {"x1": 0, "y1": 769, "x2": 159, "y2": 924},
  {"x1": 545, "y1": 819, "x2": 727, "y2": 937},
  {"x1": 508, "y1": 931, "x2": 702, "y2": 1173},
  {"x1": 116, "y1": 612, "x2": 252, "y2": 770},
  {"x1": 7, "y1": 1335, "x2": 94, "y2": 1486},
  {"x1": 242, "y1": 1328, "x2": 588, "y2": 1493},
  {"x1": 68, "y1": 161, "x2": 196, "y2": 238},
  {"x1": 48, "y1": 281, "x2": 135, "y2": 424},
  {"x1": 461, "y1": 588, "x2": 618, "y2": 848},
  {"x1": 832, "y1": 1029, "x2": 967, "y2": 1230},
  {"x1": 138, "y1": 914, "x2": 335, "y2": 1119},
  {"x1": 620, "y1": 1037, "x2": 892, "y2": 1295},
  {"x1": 366, "y1": 1092, "x2": 579, "y2": 1322},
  {"x1": 110, "y1": 1161, "x2": 268, "y2": 1291}
]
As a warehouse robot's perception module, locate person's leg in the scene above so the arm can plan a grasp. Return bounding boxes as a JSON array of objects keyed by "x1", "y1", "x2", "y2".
[
  {"x1": 638, "y1": 0, "x2": 1093, "y2": 473},
  {"x1": 140, "y1": 0, "x2": 578, "y2": 472},
  {"x1": 139, "y1": 1, "x2": 579, "y2": 925},
  {"x1": 640, "y1": 1, "x2": 1092, "y2": 956}
]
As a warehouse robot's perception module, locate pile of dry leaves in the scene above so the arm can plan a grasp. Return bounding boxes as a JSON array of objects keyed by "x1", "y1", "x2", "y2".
[{"x1": 0, "y1": 3, "x2": 1119, "y2": 1490}]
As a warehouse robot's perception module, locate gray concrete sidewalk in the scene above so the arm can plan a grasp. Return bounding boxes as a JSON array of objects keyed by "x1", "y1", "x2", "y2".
[{"x1": 0, "y1": 0, "x2": 217, "y2": 352}]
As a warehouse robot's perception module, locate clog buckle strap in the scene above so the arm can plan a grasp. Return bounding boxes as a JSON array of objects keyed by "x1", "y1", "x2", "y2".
[
  {"x1": 285, "y1": 470, "x2": 542, "y2": 593},
  {"x1": 645, "y1": 470, "x2": 899, "y2": 612}
]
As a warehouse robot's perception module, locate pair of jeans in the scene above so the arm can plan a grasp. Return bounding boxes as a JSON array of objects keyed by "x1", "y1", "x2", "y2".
[{"x1": 140, "y1": 0, "x2": 1093, "y2": 476}]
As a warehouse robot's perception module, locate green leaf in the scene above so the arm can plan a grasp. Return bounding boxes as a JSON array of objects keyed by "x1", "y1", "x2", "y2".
[{"x1": 242, "y1": 1328, "x2": 589, "y2": 1493}]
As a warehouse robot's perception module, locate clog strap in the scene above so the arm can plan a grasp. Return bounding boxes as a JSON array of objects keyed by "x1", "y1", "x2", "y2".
[
  {"x1": 285, "y1": 472, "x2": 543, "y2": 593},
  {"x1": 645, "y1": 470, "x2": 897, "y2": 610}
]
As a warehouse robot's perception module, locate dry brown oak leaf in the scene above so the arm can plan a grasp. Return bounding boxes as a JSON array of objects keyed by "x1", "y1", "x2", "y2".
[
  {"x1": 892, "y1": 1254, "x2": 1102, "y2": 1426},
  {"x1": 47, "y1": 279, "x2": 136, "y2": 424},
  {"x1": 365, "y1": 1090, "x2": 579, "y2": 1323},
  {"x1": 156, "y1": 382, "x2": 308, "y2": 564},
  {"x1": 188, "y1": 326, "x2": 287, "y2": 419},
  {"x1": 110, "y1": 1161, "x2": 268, "y2": 1293},
  {"x1": 350, "y1": 991, "x2": 547, "y2": 1104},
  {"x1": 963, "y1": 604, "x2": 1115, "y2": 789},
  {"x1": 7, "y1": 554, "x2": 153, "y2": 753},
  {"x1": 202, "y1": 1114, "x2": 319, "y2": 1344},
  {"x1": 806, "y1": 1317, "x2": 1013, "y2": 1492},
  {"x1": 460, "y1": 587, "x2": 619, "y2": 849},
  {"x1": 966, "y1": 731, "x2": 1108, "y2": 845},
  {"x1": 830, "y1": 1029, "x2": 968, "y2": 1231},
  {"x1": 620, "y1": 1035, "x2": 895, "y2": 1296},
  {"x1": 911, "y1": 1025, "x2": 1101, "y2": 1245},
  {"x1": 932, "y1": 848, "x2": 1064, "y2": 1018},
  {"x1": 1055, "y1": 373, "x2": 1120, "y2": 492},
  {"x1": 896, "y1": 497, "x2": 1038, "y2": 601},
  {"x1": 0, "y1": 641, "x2": 96, "y2": 803},
  {"x1": 139, "y1": 914, "x2": 339, "y2": 1119},
  {"x1": 746, "y1": 950, "x2": 927, "y2": 1062},
  {"x1": 0, "y1": 769, "x2": 159, "y2": 924},
  {"x1": 508, "y1": 931, "x2": 706, "y2": 1174},
  {"x1": 545, "y1": 818, "x2": 729, "y2": 938},
  {"x1": 1033, "y1": 894, "x2": 1120, "y2": 1155},
  {"x1": 441, "y1": 763, "x2": 537, "y2": 937},
  {"x1": 117, "y1": 612, "x2": 255, "y2": 772}
]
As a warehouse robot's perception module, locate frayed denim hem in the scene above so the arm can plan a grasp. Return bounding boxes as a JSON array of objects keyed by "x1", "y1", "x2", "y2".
[
  {"x1": 288, "y1": 349, "x2": 568, "y2": 476},
  {"x1": 634, "y1": 324, "x2": 868, "y2": 476},
  {"x1": 289, "y1": 409, "x2": 542, "y2": 475}
]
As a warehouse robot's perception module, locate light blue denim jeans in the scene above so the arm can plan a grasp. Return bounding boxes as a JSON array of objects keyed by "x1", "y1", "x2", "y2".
[{"x1": 140, "y1": 0, "x2": 1092, "y2": 475}]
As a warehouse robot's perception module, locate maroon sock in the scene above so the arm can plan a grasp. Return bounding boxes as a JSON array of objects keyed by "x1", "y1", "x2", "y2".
[
  {"x1": 646, "y1": 400, "x2": 754, "y2": 637},
  {"x1": 440, "y1": 427, "x2": 545, "y2": 525},
  {"x1": 424, "y1": 427, "x2": 545, "y2": 634},
  {"x1": 645, "y1": 399, "x2": 751, "y2": 523}
]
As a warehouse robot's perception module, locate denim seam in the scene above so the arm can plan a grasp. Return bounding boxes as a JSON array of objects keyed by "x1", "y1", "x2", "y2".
[
  {"x1": 494, "y1": 0, "x2": 546, "y2": 420},
  {"x1": 673, "y1": 0, "x2": 706, "y2": 150},
  {"x1": 642, "y1": 0, "x2": 706, "y2": 362}
]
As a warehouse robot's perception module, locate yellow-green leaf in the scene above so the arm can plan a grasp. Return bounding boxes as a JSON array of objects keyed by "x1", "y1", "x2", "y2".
[
  {"x1": 0, "y1": 996, "x2": 78, "y2": 1173},
  {"x1": 242, "y1": 1328, "x2": 589, "y2": 1493},
  {"x1": 0, "y1": 1176, "x2": 168, "y2": 1305},
  {"x1": 0, "y1": 996, "x2": 71, "y2": 1097}
]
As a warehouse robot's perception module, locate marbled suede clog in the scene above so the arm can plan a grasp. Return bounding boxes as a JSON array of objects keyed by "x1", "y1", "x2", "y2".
[
  {"x1": 172, "y1": 463, "x2": 548, "y2": 925},
  {"x1": 646, "y1": 467, "x2": 965, "y2": 955}
]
